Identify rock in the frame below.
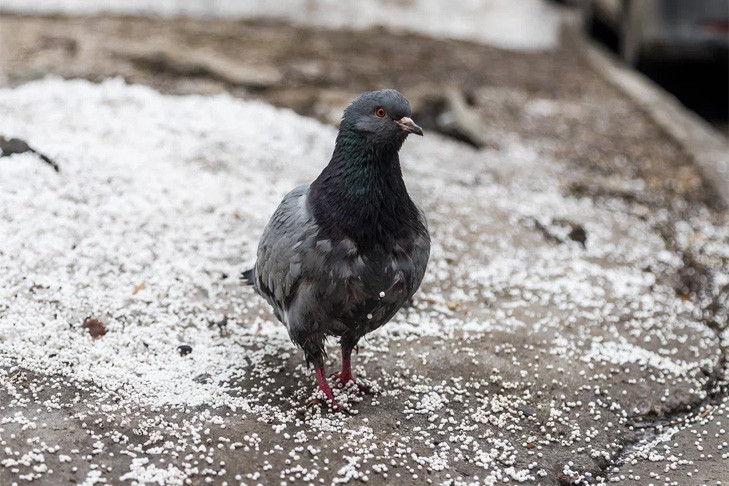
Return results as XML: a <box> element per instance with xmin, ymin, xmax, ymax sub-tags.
<box><xmin>567</xmin><ymin>224</ymin><xmax>587</xmax><ymax>246</ymax></box>
<box><xmin>178</xmin><ymin>345</ymin><xmax>193</xmax><ymax>356</ymax></box>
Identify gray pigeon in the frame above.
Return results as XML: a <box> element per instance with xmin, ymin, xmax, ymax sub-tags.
<box><xmin>243</xmin><ymin>90</ymin><xmax>430</xmax><ymax>408</ymax></box>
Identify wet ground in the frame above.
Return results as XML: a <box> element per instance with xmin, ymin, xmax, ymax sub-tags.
<box><xmin>1</xmin><ymin>14</ymin><xmax>728</xmax><ymax>486</ymax></box>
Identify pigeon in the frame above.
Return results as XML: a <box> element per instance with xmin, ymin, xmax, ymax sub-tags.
<box><xmin>243</xmin><ymin>89</ymin><xmax>430</xmax><ymax>408</ymax></box>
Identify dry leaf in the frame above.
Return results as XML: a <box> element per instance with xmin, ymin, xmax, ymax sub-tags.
<box><xmin>82</xmin><ymin>318</ymin><xmax>107</xmax><ymax>338</ymax></box>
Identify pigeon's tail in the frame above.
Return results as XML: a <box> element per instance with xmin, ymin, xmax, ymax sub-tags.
<box><xmin>241</xmin><ymin>268</ymin><xmax>255</xmax><ymax>286</ymax></box>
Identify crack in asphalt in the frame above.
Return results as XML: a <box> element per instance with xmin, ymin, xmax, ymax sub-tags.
<box><xmin>580</xmin><ymin>205</ymin><xmax>729</xmax><ymax>484</ymax></box>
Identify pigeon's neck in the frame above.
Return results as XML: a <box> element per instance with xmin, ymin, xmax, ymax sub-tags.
<box><xmin>309</xmin><ymin>124</ymin><xmax>422</xmax><ymax>250</ymax></box>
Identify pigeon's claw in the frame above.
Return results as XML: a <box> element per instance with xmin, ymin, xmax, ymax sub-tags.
<box><xmin>333</xmin><ymin>373</ymin><xmax>371</xmax><ymax>395</ymax></box>
<box><xmin>309</xmin><ymin>396</ymin><xmax>342</xmax><ymax>411</ymax></box>
<box><xmin>333</xmin><ymin>348</ymin><xmax>372</xmax><ymax>394</ymax></box>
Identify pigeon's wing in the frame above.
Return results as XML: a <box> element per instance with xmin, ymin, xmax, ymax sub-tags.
<box><xmin>253</xmin><ymin>185</ymin><xmax>317</xmax><ymax>327</ymax></box>
<box><xmin>408</xmin><ymin>207</ymin><xmax>431</xmax><ymax>297</ymax></box>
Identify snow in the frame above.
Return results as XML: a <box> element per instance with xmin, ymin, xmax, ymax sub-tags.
<box><xmin>0</xmin><ymin>78</ymin><xmax>722</xmax><ymax>484</ymax></box>
<box><xmin>0</xmin><ymin>77</ymin><xmax>334</xmax><ymax>408</ymax></box>
<box><xmin>0</xmin><ymin>0</ymin><xmax>561</xmax><ymax>51</ymax></box>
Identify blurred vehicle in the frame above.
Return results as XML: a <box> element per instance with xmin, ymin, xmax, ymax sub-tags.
<box><xmin>583</xmin><ymin>0</ymin><xmax>729</xmax><ymax>66</ymax></box>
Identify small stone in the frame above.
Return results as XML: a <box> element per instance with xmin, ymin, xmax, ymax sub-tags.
<box><xmin>568</xmin><ymin>225</ymin><xmax>587</xmax><ymax>247</ymax></box>
<box><xmin>519</xmin><ymin>408</ymin><xmax>534</xmax><ymax>417</ymax></box>
<box><xmin>178</xmin><ymin>345</ymin><xmax>193</xmax><ymax>356</ymax></box>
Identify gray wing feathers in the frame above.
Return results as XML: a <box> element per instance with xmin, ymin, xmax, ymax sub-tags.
<box><xmin>410</xmin><ymin>207</ymin><xmax>431</xmax><ymax>295</ymax></box>
<box><xmin>254</xmin><ymin>185</ymin><xmax>315</xmax><ymax>324</ymax></box>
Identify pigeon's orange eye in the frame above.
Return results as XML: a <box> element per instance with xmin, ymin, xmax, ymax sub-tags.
<box><xmin>375</xmin><ymin>107</ymin><xmax>386</xmax><ymax>118</ymax></box>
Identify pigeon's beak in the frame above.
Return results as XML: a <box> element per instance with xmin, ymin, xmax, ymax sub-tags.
<box><xmin>396</xmin><ymin>117</ymin><xmax>423</xmax><ymax>136</ymax></box>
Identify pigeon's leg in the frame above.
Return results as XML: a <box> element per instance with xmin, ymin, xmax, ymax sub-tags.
<box><xmin>314</xmin><ymin>367</ymin><xmax>341</xmax><ymax>409</ymax></box>
<box><xmin>333</xmin><ymin>338</ymin><xmax>371</xmax><ymax>394</ymax></box>
<box><xmin>310</xmin><ymin>354</ymin><xmax>341</xmax><ymax>410</ymax></box>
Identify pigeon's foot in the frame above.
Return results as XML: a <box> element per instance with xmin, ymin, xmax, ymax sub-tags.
<box><xmin>333</xmin><ymin>373</ymin><xmax>371</xmax><ymax>395</ymax></box>
<box><xmin>309</xmin><ymin>396</ymin><xmax>342</xmax><ymax>411</ymax></box>
<box><xmin>334</xmin><ymin>351</ymin><xmax>371</xmax><ymax>394</ymax></box>
<box><xmin>311</xmin><ymin>367</ymin><xmax>342</xmax><ymax>411</ymax></box>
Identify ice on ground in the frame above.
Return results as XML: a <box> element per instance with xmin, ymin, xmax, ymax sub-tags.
<box><xmin>0</xmin><ymin>0</ymin><xmax>561</xmax><ymax>51</ymax></box>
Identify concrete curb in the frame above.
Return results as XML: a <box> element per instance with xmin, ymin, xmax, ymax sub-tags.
<box><xmin>579</xmin><ymin>37</ymin><xmax>729</xmax><ymax>206</ymax></box>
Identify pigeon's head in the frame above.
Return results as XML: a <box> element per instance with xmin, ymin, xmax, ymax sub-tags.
<box><xmin>341</xmin><ymin>90</ymin><xmax>423</xmax><ymax>147</ymax></box>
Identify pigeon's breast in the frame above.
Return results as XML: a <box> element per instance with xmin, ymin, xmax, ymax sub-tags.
<box><xmin>317</xmin><ymin>232</ymin><xmax>428</xmax><ymax>335</ymax></box>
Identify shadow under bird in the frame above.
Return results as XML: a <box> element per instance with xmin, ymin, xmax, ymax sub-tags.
<box><xmin>242</xmin><ymin>90</ymin><xmax>430</xmax><ymax>409</ymax></box>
